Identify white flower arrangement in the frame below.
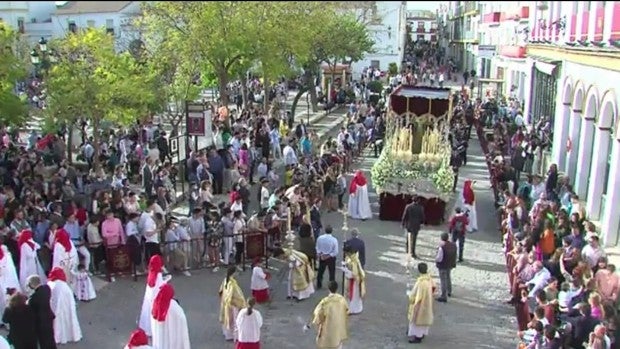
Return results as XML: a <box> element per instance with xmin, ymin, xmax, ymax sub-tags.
<box><xmin>371</xmin><ymin>140</ymin><xmax>454</xmax><ymax>196</ymax></box>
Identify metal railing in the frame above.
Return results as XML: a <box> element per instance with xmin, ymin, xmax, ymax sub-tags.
<box><xmin>100</xmin><ymin>226</ymin><xmax>285</xmax><ymax>282</ymax></box>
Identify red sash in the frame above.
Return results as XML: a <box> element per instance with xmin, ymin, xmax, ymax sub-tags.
<box><xmin>348</xmin><ymin>278</ymin><xmax>355</xmax><ymax>301</ymax></box>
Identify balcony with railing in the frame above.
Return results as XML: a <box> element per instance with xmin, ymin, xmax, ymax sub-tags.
<box><xmin>482</xmin><ymin>12</ymin><xmax>503</xmax><ymax>25</ymax></box>
<box><xmin>499</xmin><ymin>45</ymin><xmax>526</xmax><ymax>58</ymax></box>
<box><xmin>451</xmin><ymin>2</ymin><xmax>480</xmax><ymax>19</ymax></box>
<box><xmin>505</xmin><ymin>6</ymin><xmax>530</xmax><ymax>21</ymax></box>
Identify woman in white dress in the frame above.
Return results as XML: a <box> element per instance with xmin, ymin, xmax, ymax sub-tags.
<box><xmin>51</xmin><ymin>228</ymin><xmax>79</xmax><ymax>284</ymax></box>
<box><xmin>18</xmin><ymin>230</ymin><xmax>46</xmax><ymax>291</ymax></box>
<box><xmin>460</xmin><ymin>180</ymin><xmax>478</xmax><ymax>232</ymax></box>
<box><xmin>347</xmin><ymin>170</ymin><xmax>372</xmax><ymax>220</ymax></box>
<box><xmin>47</xmin><ymin>267</ymin><xmax>82</xmax><ymax>344</ymax></box>
<box><xmin>341</xmin><ymin>247</ymin><xmax>366</xmax><ymax>315</ymax></box>
<box><xmin>138</xmin><ymin>255</ymin><xmax>170</xmax><ymax>336</ymax></box>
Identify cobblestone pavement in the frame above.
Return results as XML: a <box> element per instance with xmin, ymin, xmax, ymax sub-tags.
<box><xmin>7</xmin><ymin>135</ymin><xmax>519</xmax><ymax>349</ymax></box>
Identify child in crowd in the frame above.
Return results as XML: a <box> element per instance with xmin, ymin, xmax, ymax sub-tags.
<box><xmin>73</xmin><ymin>264</ymin><xmax>96</xmax><ymax>302</ymax></box>
<box><xmin>250</xmin><ymin>258</ymin><xmax>271</xmax><ymax>304</ymax></box>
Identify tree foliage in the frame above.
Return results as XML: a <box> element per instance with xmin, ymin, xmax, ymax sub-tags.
<box><xmin>45</xmin><ymin>28</ymin><xmax>156</xmax><ymax>165</ymax></box>
<box><xmin>0</xmin><ymin>23</ymin><xmax>28</xmax><ymax>126</ymax></box>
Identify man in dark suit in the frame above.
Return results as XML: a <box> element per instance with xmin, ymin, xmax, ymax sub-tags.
<box><xmin>344</xmin><ymin>228</ymin><xmax>366</xmax><ymax>268</ymax></box>
<box><xmin>27</xmin><ymin>275</ymin><xmax>56</xmax><ymax>349</ymax></box>
<box><xmin>401</xmin><ymin>197</ymin><xmax>425</xmax><ymax>259</ymax></box>
<box><xmin>310</xmin><ymin>198</ymin><xmax>323</xmax><ymax>241</ymax></box>
<box><xmin>568</xmin><ymin>303</ymin><xmax>599</xmax><ymax>349</ymax></box>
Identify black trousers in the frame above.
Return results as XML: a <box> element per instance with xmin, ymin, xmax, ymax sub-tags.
<box><xmin>211</xmin><ymin>171</ymin><xmax>224</xmax><ymax>195</ymax></box>
<box><xmin>235</xmin><ymin>242</ymin><xmax>244</xmax><ymax>265</ymax></box>
<box><xmin>406</xmin><ymin>231</ymin><xmax>419</xmax><ymax>257</ymax></box>
<box><xmin>316</xmin><ymin>256</ymin><xmax>336</xmax><ymax>288</ymax></box>
<box><xmin>144</xmin><ymin>242</ymin><xmax>161</xmax><ymax>264</ymax></box>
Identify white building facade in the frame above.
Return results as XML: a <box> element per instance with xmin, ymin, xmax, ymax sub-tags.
<box><xmin>0</xmin><ymin>1</ymin><xmax>56</xmax><ymax>43</ymax></box>
<box><xmin>350</xmin><ymin>1</ymin><xmax>408</xmax><ymax>78</ymax></box>
<box><xmin>406</xmin><ymin>10</ymin><xmax>437</xmax><ymax>43</ymax></box>
<box><xmin>527</xmin><ymin>1</ymin><xmax>620</xmax><ymax>246</ymax></box>
<box><xmin>478</xmin><ymin>2</ymin><xmax>533</xmax><ymax>114</ymax></box>
<box><xmin>0</xmin><ymin>1</ymin><xmax>140</xmax><ymax>47</ymax></box>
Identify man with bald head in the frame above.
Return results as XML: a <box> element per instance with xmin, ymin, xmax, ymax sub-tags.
<box><xmin>27</xmin><ymin>275</ymin><xmax>56</xmax><ymax>349</ymax></box>
<box><xmin>526</xmin><ymin>261</ymin><xmax>550</xmax><ymax>298</ymax></box>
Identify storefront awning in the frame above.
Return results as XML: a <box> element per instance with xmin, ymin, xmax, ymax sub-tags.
<box><xmin>530</xmin><ymin>55</ymin><xmax>561</xmax><ymax>76</ymax></box>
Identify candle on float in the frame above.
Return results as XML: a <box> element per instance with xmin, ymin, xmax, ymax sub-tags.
<box><xmin>407</xmin><ymin>231</ymin><xmax>412</xmax><ymax>256</ymax></box>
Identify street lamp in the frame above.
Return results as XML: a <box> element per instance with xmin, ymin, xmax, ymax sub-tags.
<box><xmin>306</xmin><ymin>92</ymin><xmax>310</xmax><ymax>124</ymax></box>
<box><xmin>38</xmin><ymin>37</ymin><xmax>48</xmax><ymax>52</ymax></box>
<box><xmin>30</xmin><ymin>49</ymin><xmax>40</xmax><ymax>65</ymax></box>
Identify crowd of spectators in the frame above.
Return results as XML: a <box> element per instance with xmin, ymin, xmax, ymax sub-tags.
<box><xmin>472</xmin><ymin>90</ymin><xmax>619</xmax><ymax>348</ymax></box>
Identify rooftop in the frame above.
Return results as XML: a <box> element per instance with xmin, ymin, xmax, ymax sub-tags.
<box><xmin>392</xmin><ymin>85</ymin><xmax>451</xmax><ymax>100</ymax></box>
<box><xmin>55</xmin><ymin>1</ymin><xmax>133</xmax><ymax>15</ymax></box>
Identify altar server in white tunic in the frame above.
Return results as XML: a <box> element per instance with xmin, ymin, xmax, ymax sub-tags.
<box><xmin>139</xmin><ymin>255</ymin><xmax>170</xmax><ymax>336</ymax></box>
<box><xmin>47</xmin><ymin>267</ymin><xmax>82</xmax><ymax>344</ymax></box>
<box><xmin>151</xmin><ymin>283</ymin><xmax>191</xmax><ymax>349</ymax></box>
<box><xmin>124</xmin><ymin>328</ymin><xmax>153</xmax><ymax>349</ymax></box>
<box><xmin>460</xmin><ymin>180</ymin><xmax>478</xmax><ymax>232</ymax></box>
<box><xmin>341</xmin><ymin>246</ymin><xmax>366</xmax><ymax>315</ymax></box>
<box><xmin>18</xmin><ymin>230</ymin><xmax>46</xmax><ymax>291</ymax></box>
<box><xmin>235</xmin><ymin>297</ymin><xmax>263</xmax><ymax>349</ymax></box>
<box><xmin>348</xmin><ymin>170</ymin><xmax>372</xmax><ymax>220</ymax></box>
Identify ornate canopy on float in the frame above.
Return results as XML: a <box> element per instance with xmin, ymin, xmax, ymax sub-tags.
<box><xmin>389</xmin><ymin>85</ymin><xmax>453</xmax><ymax>123</ymax></box>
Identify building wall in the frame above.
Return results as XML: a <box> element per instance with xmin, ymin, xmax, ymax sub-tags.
<box><xmin>551</xmin><ymin>60</ymin><xmax>620</xmax><ymax>246</ymax></box>
<box><xmin>350</xmin><ymin>1</ymin><xmax>405</xmax><ymax>78</ymax></box>
<box><xmin>0</xmin><ymin>1</ymin><xmax>56</xmax><ymax>42</ymax></box>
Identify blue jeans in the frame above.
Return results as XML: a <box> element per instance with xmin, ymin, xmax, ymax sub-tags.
<box><xmin>451</xmin><ymin>231</ymin><xmax>465</xmax><ymax>261</ymax></box>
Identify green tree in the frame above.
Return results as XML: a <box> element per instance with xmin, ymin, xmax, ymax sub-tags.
<box><xmin>294</xmin><ymin>13</ymin><xmax>374</xmax><ymax>115</ymax></box>
<box><xmin>141</xmin><ymin>2</ymin><xmax>262</xmax><ymax>107</ymax></box>
<box><xmin>0</xmin><ymin>23</ymin><xmax>28</xmax><ymax>127</ymax></box>
<box><xmin>140</xmin><ymin>33</ymin><xmax>202</xmax><ymax>137</ymax></box>
<box><xmin>45</xmin><ymin>28</ymin><xmax>156</xmax><ymax>167</ymax></box>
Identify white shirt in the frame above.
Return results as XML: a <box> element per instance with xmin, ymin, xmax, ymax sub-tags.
<box><xmin>233</xmin><ymin>219</ymin><xmax>245</xmax><ymax>243</ymax></box>
<box><xmin>235</xmin><ymin>308</ymin><xmax>263</xmax><ymax>343</ymax></box>
<box><xmin>316</xmin><ymin>234</ymin><xmax>339</xmax><ymax>258</ymax></box>
<box><xmin>581</xmin><ymin>244</ymin><xmax>606</xmax><ymax>269</ymax></box>
<box><xmin>251</xmin><ymin>266</ymin><xmax>269</xmax><ymax>290</ymax></box>
<box><xmin>139</xmin><ymin>212</ymin><xmax>158</xmax><ymax>243</ymax></box>
<box><xmin>527</xmin><ymin>267</ymin><xmax>551</xmax><ymax>297</ymax></box>
<box><xmin>282</xmin><ymin>145</ymin><xmax>297</xmax><ymax>166</ymax></box>
<box><xmin>125</xmin><ymin>221</ymin><xmax>139</xmax><ymax>237</ymax></box>
<box><xmin>260</xmin><ymin>187</ymin><xmax>270</xmax><ymax>209</ymax></box>
<box><xmin>231</xmin><ymin>201</ymin><xmax>244</xmax><ymax>214</ymax></box>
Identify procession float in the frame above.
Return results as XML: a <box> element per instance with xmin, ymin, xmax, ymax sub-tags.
<box><xmin>370</xmin><ymin>85</ymin><xmax>455</xmax><ymax>225</ymax></box>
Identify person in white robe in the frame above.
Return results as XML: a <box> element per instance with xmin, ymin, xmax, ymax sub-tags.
<box><xmin>347</xmin><ymin>170</ymin><xmax>372</xmax><ymax>220</ymax></box>
<box><xmin>51</xmin><ymin>228</ymin><xmax>79</xmax><ymax>285</ymax></box>
<box><xmin>150</xmin><ymin>283</ymin><xmax>191</xmax><ymax>349</ymax></box>
<box><xmin>124</xmin><ymin>328</ymin><xmax>153</xmax><ymax>349</ymax></box>
<box><xmin>18</xmin><ymin>230</ymin><xmax>46</xmax><ymax>291</ymax></box>
<box><xmin>0</xmin><ymin>244</ymin><xmax>21</xmax><ymax>294</ymax></box>
<box><xmin>460</xmin><ymin>180</ymin><xmax>478</xmax><ymax>232</ymax></box>
<box><xmin>341</xmin><ymin>247</ymin><xmax>366</xmax><ymax>315</ymax></box>
<box><xmin>47</xmin><ymin>267</ymin><xmax>82</xmax><ymax>344</ymax></box>
<box><xmin>0</xmin><ymin>244</ymin><xmax>20</xmax><ymax>326</ymax></box>
<box><xmin>0</xmin><ymin>336</ymin><xmax>9</xmax><ymax>349</ymax></box>
<box><xmin>235</xmin><ymin>298</ymin><xmax>263</xmax><ymax>349</ymax></box>
<box><xmin>138</xmin><ymin>255</ymin><xmax>170</xmax><ymax>336</ymax></box>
